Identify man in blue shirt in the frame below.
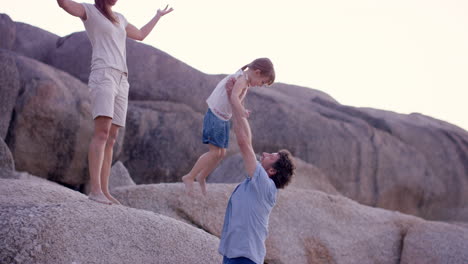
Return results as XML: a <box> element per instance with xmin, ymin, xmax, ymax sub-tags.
<box><xmin>219</xmin><ymin>74</ymin><xmax>296</xmax><ymax>264</ymax></box>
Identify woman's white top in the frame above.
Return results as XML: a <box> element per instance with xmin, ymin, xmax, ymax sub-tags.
<box><xmin>82</xmin><ymin>3</ymin><xmax>129</xmax><ymax>73</ymax></box>
<box><xmin>206</xmin><ymin>70</ymin><xmax>246</xmax><ymax>121</ymax></box>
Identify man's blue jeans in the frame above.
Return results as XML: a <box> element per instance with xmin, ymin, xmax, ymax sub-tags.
<box><xmin>222</xmin><ymin>256</ymin><xmax>256</xmax><ymax>264</ymax></box>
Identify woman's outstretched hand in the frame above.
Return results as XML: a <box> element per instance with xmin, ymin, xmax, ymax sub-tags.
<box><xmin>156</xmin><ymin>5</ymin><xmax>174</xmax><ymax>18</ymax></box>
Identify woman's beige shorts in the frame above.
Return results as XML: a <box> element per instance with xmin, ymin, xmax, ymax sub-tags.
<box><xmin>88</xmin><ymin>68</ymin><xmax>129</xmax><ymax>127</ymax></box>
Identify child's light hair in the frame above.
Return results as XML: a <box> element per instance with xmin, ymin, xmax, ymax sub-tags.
<box><xmin>241</xmin><ymin>58</ymin><xmax>275</xmax><ymax>86</ymax></box>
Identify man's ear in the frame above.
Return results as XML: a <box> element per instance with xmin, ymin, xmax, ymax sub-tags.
<box><xmin>267</xmin><ymin>168</ymin><xmax>277</xmax><ymax>177</ymax></box>
<box><xmin>254</xmin><ymin>69</ymin><xmax>262</xmax><ymax>76</ymax></box>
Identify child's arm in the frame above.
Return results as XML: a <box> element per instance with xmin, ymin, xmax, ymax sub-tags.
<box><xmin>126</xmin><ymin>5</ymin><xmax>173</xmax><ymax>41</ymax></box>
<box><xmin>239</xmin><ymin>89</ymin><xmax>251</xmax><ymax>118</ymax></box>
<box><xmin>57</xmin><ymin>0</ymin><xmax>86</xmax><ymax>19</ymax></box>
<box><xmin>226</xmin><ymin>77</ymin><xmax>250</xmax><ymax>117</ymax></box>
<box><xmin>230</xmin><ymin>78</ymin><xmax>257</xmax><ymax>177</ymax></box>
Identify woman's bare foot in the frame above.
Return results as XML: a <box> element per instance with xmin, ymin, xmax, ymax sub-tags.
<box><xmin>104</xmin><ymin>192</ymin><xmax>121</xmax><ymax>205</ymax></box>
<box><xmin>88</xmin><ymin>192</ymin><xmax>112</xmax><ymax>205</ymax></box>
<box><xmin>196</xmin><ymin>174</ymin><xmax>207</xmax><ymax>196</ymax></box>
<box><xmin>182</xmin><ymin>174</ymin><xmax>195</xmax><ymax>195</ymax></box>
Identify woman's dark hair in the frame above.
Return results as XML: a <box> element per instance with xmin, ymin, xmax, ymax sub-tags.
<box><xmin>241</xmin><ymin>58</ymin><xmax>275</xmax><ymax>85</ymax></box>
<box><xmin>270</xmin><ymin>149</ymin><xmax>295</xmax><ymax>189</ymax></box>
<box><xmin>95</xmin><ymin>0</ymin><xmax>118</xmax><ymax>24</ymax></box>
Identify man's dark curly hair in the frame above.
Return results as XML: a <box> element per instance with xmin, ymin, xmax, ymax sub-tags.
<box><xmin>270</xmin><ymin>149</ymin><xmax>296</xmax><ymax>189</ymax></box>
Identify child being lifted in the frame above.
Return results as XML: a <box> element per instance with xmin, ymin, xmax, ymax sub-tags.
<box><xmin>182</xmin><ymin>58</ymin><xmax>275</xmax><ymax>195</ymax></box>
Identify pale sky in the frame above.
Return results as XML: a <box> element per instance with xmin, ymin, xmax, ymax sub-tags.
<box><xmin>2</xmin><ymin>0</ymin><xmax>468</xmax><ymax>131</ymax></box>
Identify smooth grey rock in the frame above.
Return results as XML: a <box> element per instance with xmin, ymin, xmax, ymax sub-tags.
<box><xmin>109</xmin><ymin>161</ymin><xmax>135</xmax><ymax>191</ymax></box>
<box><xmin>0</xmin><ymin>178</ymin><xmax>221</xmax><ymax>264</ymax></box>
<box><xmin>0</xmin><ymin>14</ymin><xmax>15</xmax><ymax>50</ymax></box>
<box><xmin>113</xmin><ymin>183</ymin><xmax>466</xmax><ymax>264</ymax></box>
<box><xmin>5</xmin><ymin>53</ymin><xmax>94</xmax><ymax>186</ymax></box>
<box><xmin>0</xmin><ymin>138</ymin><xmax>14</xmax><ymax>171</ymax></box>
<box><xmin>0</xmin><ymin>50</ymin><xmax>20</xmax><ymax>139</ymax></box>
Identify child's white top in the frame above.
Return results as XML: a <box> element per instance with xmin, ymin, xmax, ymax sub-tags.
<box><xmin>206</xmin><ymin>70</ymin><xmax>246</xmax><ymax>121</ymax></box>
<box><xmin>81</xmin><ymin>3</ymin><xmax>129</xmax><ymax>73</ymax></box>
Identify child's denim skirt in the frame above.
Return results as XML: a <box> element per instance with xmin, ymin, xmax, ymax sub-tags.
<box><xmin>202</xmin><ymin>108</ymin><xmax>230</xmax><ymax>148</ymax></box>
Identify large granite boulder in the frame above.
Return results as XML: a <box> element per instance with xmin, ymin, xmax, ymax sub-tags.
<box><xmin>109</xmin><ymin>161</ymin><xmax>135</xmax><ymax>191</ymax></box>
<box><xmin>45</xmin><ymin>31</ymin><xmax>334</xmax><ymax>115</ymax></box>
<box><xmin>12</xmin><ymin>22</ymin><xmax>59</xmax><ymax>63</ymax></box>
<box><xmin>0</xmin><ymin>168</ymin><xmax>51</xmax><ymax>182</ymax></box>
<box><xmin>4</xmin><ymin>52</ymin><xmax>94</xmax><ymax>186</ymax></box>
<box><xmin>208</xmin><ymin>153</ymin><xmax>339</xmax><ymax>195</ymax></box>
<box><xmin>0</xmin><ymin>138</ymin><xmax>14</xmax><ymax>171</ymax></box>
<box><xmin>0</xmin><ymin>14</ymin><xmax>15</xmax><ymax>50</ymax></box>
<box><xmin>43</xmin><ymin>28</ymin><xmax>468</xmax><ymax>222</ymax></box>
<box><xmin>121</xmin><ymin>101</ymin><xmax>216</xmax><ymax>183</ymax></box>
<box><xmin>244</xmin><ymin>88</ymin><xmax>468</xmax><ymax>221</ymax></box>
<box><xmin>113</xmin><ymin>183</ymin><xmax>468</xmax><ymax>264</ymax></box>
<box><xmin>0</xmin><ymin>50</ymin><xmax>20</xmax><ymax>139</ymax></box>
<box><xmin>44</xmin><ymin>32</ymin><xmax>92</xmax><ymax>82</ymax></box>
<box><xmin>0</xmin><ymin>177</ymin><xmax>221</xmax><ymax>264</ymax></box>
<box><xmin>45</xmin><ymin>32</ymin><xmax>227</xmax><ymax>112</ymax></box>
<box><xmin>0</xmin><ymin>14</ymin><xmax>59</xmax><ymax>62</ymax></box>
<box><xmin>292</xmin><ymin>157</ymin><xmax>340</xmax><ymax>194</ymax></box>
<box><xmin>359</xmin><ymin>108</ymin><xmax>468</xmax><ymax>221</ymax></box>
<box><xmin>401</xmin><ymin>221</ymin><xmax>468</xmax><ymax>263</ymax></box>
<box><xmin>3</xmin><ymin>17</ymin><xmax>468</xmax><ymax>222</ymax></box>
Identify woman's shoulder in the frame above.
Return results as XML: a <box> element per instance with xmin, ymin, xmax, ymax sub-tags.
<box><xmin>114</xmin><ymin>11</ymin><xmax>126</xmax><ymax>19</ymax></box>
<box><xmin>115</xmin><ymin>12</ymin><xmax>128</xmax><ymax>25</ymax></box>
<box><xmin>81</xmin><ymin>2</ymin><xmax>94</xmax><ymax>11</ymax></box>
<box><xmin>81</xmin><ymin>3</ymin><xmax>97</xmax><ymax>16</ymax></box>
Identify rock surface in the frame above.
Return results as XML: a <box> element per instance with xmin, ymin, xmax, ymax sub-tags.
<box><xmin>401</xmin><ymin>221</ymin><xmax>468</xmax><ymax>264</ymax></box>
<box><xmin>0</xmin><ymin>14</ymin><xmax>15</xmax><ymax>50</ymax></box>
<box><xmin>40</xmin><ymin>28</ymin><xmax>468</xmax><ymax>222</ymax></box>
<box><xmin>121</xmin><ymin>101</ymin><xmax>235</xmax><ymax>184</ymax></box>
<box><xmin>0</xmin><ymin>177</ymin><xmax>221</xmax><ymax>264</ymax></box>
<box><xmin>0</xmin><ymin>13</ymin><xmax>467</xmax><ymax>222</ymax></box>
<box><xmin>0</xmin><ymin>138</ymin><xmax>14</xmax><ymax>171</ymax></box>
<box><xmin>0</xmin><ymin>50</ymin><xmax>20</xmax><ymax>139</ymax></box>
<box><xmin>3</xmin><ymin>51</ymin><xmax>94</xmax><ymax>186</ymax></box>
<box><xmin>113</xmin><ymin>183</ymin><xmax>468</xmax><ymax>264</ymax></box>
<box><xmin>208</xmin><ymin>153</ymin><xmax>339</xmax><ymax>195</ymax></box>
<box><xmin>109</xmin><ymin>161</ymin><xmax>135</xmax><ymax>191</ymax></box>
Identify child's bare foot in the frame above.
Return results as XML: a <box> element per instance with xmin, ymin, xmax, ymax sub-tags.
<box><xmin>196</xmin><ymin>174</ymin><xmax>207</xmax><ymax>196</ymax></box>
<box><xmin>182</xmin><ymin>174</ymin><xmax>194</xmax><ymax>195</ymax></box>
<box><xmin>88</xmin><ymin>192</ymin><xmax>112</xmax><ymax>205</ymax></box>
<box><xmin>104</xmin><ymin>192</ymin><xmax>121</xmax><ymax>205</ymax></box>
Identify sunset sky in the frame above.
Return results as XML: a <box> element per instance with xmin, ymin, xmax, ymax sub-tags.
<box><xmin>3</xmin><ymin>0</ymin><xmax>467</xmax><ymax>131</ymax></box>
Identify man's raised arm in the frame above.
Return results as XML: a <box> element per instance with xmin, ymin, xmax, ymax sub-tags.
<box><xmin>230</xmin><ymin>79</ymin><xmax>257</xmax><ymax>177</ymax></box>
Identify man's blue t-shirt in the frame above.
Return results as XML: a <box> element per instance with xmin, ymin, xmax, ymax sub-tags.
<box><xmin>218</xmin><ymin>162</ymin><xmax>278</xmax><ymax>264</ymax></box>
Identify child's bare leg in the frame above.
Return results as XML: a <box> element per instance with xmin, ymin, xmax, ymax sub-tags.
<box><xmin>182</xmin><ymin>152</ymin><xmax>210</xmax><ymax>194</ymax></box>
<box><xmin>196</xmin><ymin>148</ymin><xmax>226</xmax><ymax>195</ymax></box>
<box><xmin>182</xmin><ymin>145</ymin><xmax>223</xmax><ymax>194</ymax></box>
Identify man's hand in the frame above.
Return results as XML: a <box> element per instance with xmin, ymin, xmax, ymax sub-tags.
<box><xmin>226</xmin><ymin>77</ymin><xmax>250</xmax><ymax>118</ymax></box>
<box><xmin>245</xmin><ymin>109</ymin><xmax>251</xmax><ymax>118</ymax></box>
<box><xmin>229</xmin><ymin>76</ymin><xmax>257</xmax><ymax>177</ymax></box>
